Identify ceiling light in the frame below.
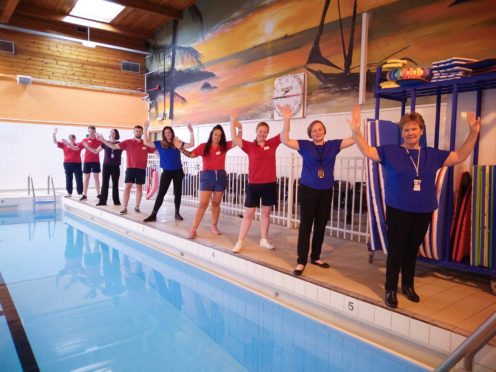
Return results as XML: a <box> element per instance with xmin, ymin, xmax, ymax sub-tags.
<box><xmin>70</xmin><ymin>0</ymin><xmax>124</xmax><ymax>23</ymax></box>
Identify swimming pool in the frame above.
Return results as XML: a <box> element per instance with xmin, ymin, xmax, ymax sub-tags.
<box><xmin>0</xmin><ymin>208</ymin><xmax>429</xmax><ymax>371</ymax></box>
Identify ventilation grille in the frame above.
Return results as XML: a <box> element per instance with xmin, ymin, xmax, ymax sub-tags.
<box><xmin>121</xmin><ymin>61</ymin><xmax>140</xmax><ymax>74</ymax></box>
<box><xmin>17</xmin><ymin>75</ymin><xmax>32</xmax><ymax>85</ymax></box>
<box><xmin>76</xmin><ymin>26</ymin><xmax>87</xmax><ymax>33</ymax></box>
<box><xmin>0</xmin><ymin>40</ymin><xmax>15</xmax><ymax>54</ymax></box>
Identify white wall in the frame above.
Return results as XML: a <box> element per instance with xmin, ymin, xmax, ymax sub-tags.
<box><xmin>2</xmin><ymin>91</ymin><xmax>494</xmax><ymax>192</ymax></box>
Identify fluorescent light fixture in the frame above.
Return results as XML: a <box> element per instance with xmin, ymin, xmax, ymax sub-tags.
<box><xmin>70</xmin><ymin>0</ymin><xmax>124</xmax><ymax>23</ymax></box>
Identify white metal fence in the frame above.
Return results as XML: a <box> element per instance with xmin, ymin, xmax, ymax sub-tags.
<box><xmin>146</xmin><ymin>154</ymin><xmax>369</xmax><ymax>243</ymax></box>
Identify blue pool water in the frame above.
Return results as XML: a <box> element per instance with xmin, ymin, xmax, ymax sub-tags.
<box><xmin>0</xmin><ymin>209</ymin><xmax>428</xmax><ymax>372</ymax></box>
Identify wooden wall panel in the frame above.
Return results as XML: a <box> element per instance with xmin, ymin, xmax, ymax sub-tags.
<box><xmin>0</xmin><ymin>28</ymin><xmax>146</xmax><ymax>91</ymax></box>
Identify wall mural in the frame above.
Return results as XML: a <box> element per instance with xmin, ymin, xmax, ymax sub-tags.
<box><xmin>146</xmin><ymin>0</ymin><xmax>496</xmax><ymax>126</ymax></box>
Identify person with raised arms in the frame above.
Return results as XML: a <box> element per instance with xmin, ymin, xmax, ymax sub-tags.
<box><xmin>97</xmin><ymin>124</ymin><xmax>156</xmax><ymax>215</ymax></box>
<box><xmin>348</xmin><ymin>108</ymin><xmax>480</xmax><ymax>308</ymax></box>
<box><xmin>174</xmin><ymin>125</ymin><xmax>235</xmax><ymax>239</ymax></box>
<box><xmin>53</xmin><ymin>128</ymin><xmax>83</xmax><ymax>198</ymax></box>
<box><xmin>80</xmin><ymin>126</ymin><xmax>102</xmax><ymax>201</ymax></box>
<box><xmin>230</xmin><ymin>110</ymin><xmax>282</xmax><ymax>253</ymax></box>
<box><xmin>142</xmin><ymin>122</ymin><xmax>194</xmax><ymax>222</ymax></box>
<box><xmin>281</xmin><ymin>104</ymin><xmax>356</xmax><ymax>276</ymax></box>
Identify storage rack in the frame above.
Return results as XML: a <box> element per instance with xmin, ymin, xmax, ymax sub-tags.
<box><xmin>371</xmin><ymin>67</ymin><xmax>496</xmax><ymax>287</ymax></box>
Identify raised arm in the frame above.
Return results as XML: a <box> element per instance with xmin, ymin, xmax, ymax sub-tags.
<box><xmin>443</xmin><ymin>112</ymin><xmax>481</xmax><ymax>167</ymax></box>
<box><xmin>52</xmin><ymin>128</ymin><xmax>59</xmax><ymax>145</ymax></box>
<box><xmin>142</xmin><ymin>120</ymin><xmax>156</xmax><ymax>148</ymax></box>
<box><xmin>183</xmin><ymin>123</ymin><xmax>195</xmax><ymax>149</ymax></box>
<box><xmin>279</xmin><ymin>105</ymin><xmax>299</xmax><ymax>150</ymax></box>
<box><xmin>339</xmin><ymin>104</ymin><xmax>359</xmax><ymax>150</ymax></box>
<box><xmin>97</xmin><ymin>133</ymin><xmax>120</xmax><ymax>150</ymax></box>
<box><xmin>82</xmin><ymin>141</ymin><xmax>102</xmax><ymax>154</ymax></box>
<box><xmin>174</xmin><ymin>136</ymin><xmax>197</xmax><ymax>158</ymax></box>
<box><xmin>230</xmin><ymin>110</ymin><xmax>243</xmax><ymax>148</ymax></box>
<box><xmin>347</xmin><ymin>104</ymin><xmax>380</xmax><ymax>162</ymax></box>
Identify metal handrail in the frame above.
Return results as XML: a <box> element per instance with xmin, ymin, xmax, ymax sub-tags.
<box><xmin>27</xmin><ymin>175</ymin><xmax>35</xmax><ymax>198</ymax></box>
<box><xmin>47</xmin><ymin>175</ymin><xmax>56</xmax><ymax>197</ymax></box>
<box><xmin>434</xmin><ymin>311</ymin><xmax>496</xmax><ymax>372</ymax></box>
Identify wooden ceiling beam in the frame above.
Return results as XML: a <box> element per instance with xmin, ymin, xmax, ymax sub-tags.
<box><xmin>15</xmin><ymin>5</ymin><xmax>153</xmax><ymax>39</ymax></box>
<box><xmin>107</xmin><ymin>0</ymin><xmax>183</xmax><ymax>20</ymax></box>
<box><xmin>0</xmin><ymin>0</ymin><xmax>21</xmax><ymax>23</ymax></box>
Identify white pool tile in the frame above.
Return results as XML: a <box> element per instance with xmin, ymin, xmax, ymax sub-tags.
<box><xmin>272</xmin><ymin>271</ymin><xmax>284</xmax><ymax>289</ymax></box>
<box><xmin>282</xmin><ymin>274</ymin><xmax>295</xmax><ymax>292</ymax></box>
<box><xmin>429</xmin><ymin>325</ymin><xmax>451</xmax><ymax>353</ymax></box>
<box><xmin>450</xmin><ymin>332</ymin><xmax>465</xmax><ymax>352</ymax></box>
<box><xmin>305</xmin><ymin>282</ymin><xmax>318</xmax><ymax>302</ymax></box>
<box><xmin>374</xmin><ymin>306</ymin><xmax>391</xmax><ymax>329</ymax></box>
<box><xmin>317</xmin><ymin>286</ymin><xmax>331</xmax><ymax>306</ymax></box>
<box><xmin>409</xmin><ymin>318</ymin><xmax>429</xmax><ymax>345</ymax></box>
<box><xmin>254</xmin><ymin>264</ymin><xmax>265</xmax><ymax>281</ymax></box>
<box><xmin>357</xmin><ymin>300</ymin><xmax>374</xmax><ymax>323</ymax></box>
<box><xmin>293</xmin><ymin>278</ymin><xmax>306</xmax><ymax>296</ymax></box>
<box><xmin>343</xmin><ymin>296</ymin><xmax>359</xmax><ymax>317</ymax></box>
<box><xmin>263</xmin><ymin>267</ymin><xmax>274</xmax><ymax>284</ymax></box>
<box><xmin>330</xmin><ymin>291</ymin><xmax>344</xmax><ymax>312</ymax></box>
<box><xmin>391</xmin><ymin>313</ymin><xmax>410</xmax><ymax>337</ymax></box>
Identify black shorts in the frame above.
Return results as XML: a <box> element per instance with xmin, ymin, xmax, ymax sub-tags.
<box><xmin>244</xmin><ymin>182</ymin><xmax>277</xmax><ymax>208</ymax></box>
<box><xmin>83</xmin><ymin>162</ymin><xmax>101</xmax><ymax>174</ymax></box>
<box><xmin>125</xmin><ymin>168</ymin><xmax>146</xmax><ymax>185</ymax></box>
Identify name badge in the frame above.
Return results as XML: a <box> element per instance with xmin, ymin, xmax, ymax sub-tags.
<box><xmin>318</xmin><ymin>168</ymin><xmax>325</xmax><ymax>179</ymax></box>
<box><xmin>111</xmin><ymin>153</ymin><xmax>114</xmax><ymax>159</ymax></box>
<box><xmin>216</xmin><ymin>151</ymin><xmax>221</xmax><ymax>155</ymax></box>
<box><xmin>142</xmin><ymin>147</ymin><xmax>147</xmax><ymax>150</ymax></box>
<box><xmin>413</xmin><ymin>178</ymin><xmax>421</xmax><ymax>191</ymax></box>
<box><xmin>264</xmin><ymin>146</ymin><xmax>270</xmax><ymax>150</ymax></box>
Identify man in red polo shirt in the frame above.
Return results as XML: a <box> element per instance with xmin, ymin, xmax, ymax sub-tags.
<box><xmin>80</xmin><ymin>126</ymin><xmax>102</xmax><ymax>201</ymax></box>
<box><xmin>98</xmin><ymin>124</ymin><xmax>155</xmax><ymax>215</ymax></box>
<box><xmin>230</xmin><ymin>110</ymin><xmax>282</xmax><ymax>253</ymax></box>
<box><xmin>53</xmin><ymin>128</ymin><xmax>83</xmax><ymax>197</ymax></box>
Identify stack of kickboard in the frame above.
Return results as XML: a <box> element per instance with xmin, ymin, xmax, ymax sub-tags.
<box><xmin>431</xmin><ymin>57</ymin><xmax>476</xmax><ymax>82</ymax></box>
<box><xmin>450</xmin><ymin>172</ymin><xmax>472</xmax><ymax>264</ymax></box>
<box><xmin>364</xmin><ymin>119</ymin><xmax>449</xmax><ymax>260</ymax></box>
<box><xmin>471</xmin><ymin>165</ymin><xmax>496</xmax><ymax>269</ymax></box>
<box><xmin>380</xmin><ymin>59</ymin><xmax>432</xmax><ymax>89</ymax></box>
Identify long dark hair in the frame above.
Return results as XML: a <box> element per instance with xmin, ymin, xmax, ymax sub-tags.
<box><xmin>160</xmin><ymin>126</ymin><xmax>176</xmax><ymax>149</ymax></box>
<box><xmin>204</xmin><ymin>125</ymin><xmax>227</xmax><ymax>156</ymax></box>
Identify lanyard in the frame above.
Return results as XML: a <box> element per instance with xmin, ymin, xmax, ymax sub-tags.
<box><xmin>405</xmin><ymin>148</ymin><xmax>420</xmax><ymax>178</ymax></box>
<box><xmin>314</xmin><ymin>142</ymin><xmax>325</xmax><ymax>168</ymax></box>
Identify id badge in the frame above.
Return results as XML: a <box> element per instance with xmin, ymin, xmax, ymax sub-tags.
<box><xmin>111</xmin><ymin>152</ymin><xmax>115</xmax><ymax>159</ymax></box>
<box><xmin>216</xmin><ymin>151</ymin><xmax>221</xmax><ymax>155</ymax></box>
<box><xmin>413</xmin><ymin>178</ymin><xmax>421</xmax><ymax>191</ymax></box>
<box><xmin>318</xmin><ymin>168</ymin><xmax>325</xmax><ymax>179</ymax></box>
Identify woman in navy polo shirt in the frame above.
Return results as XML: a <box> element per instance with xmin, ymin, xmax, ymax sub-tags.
<box><xmin>349</xmin><ymin>109</ymin><xmax>480</xmax><ymax>308</ymax></box>
<box><xmin>281</xmin><ymin>105</ymin><xmax>356</xmax><ymax>276</ymax></box>
<box><xmin>142</xmin><ymin>122</ymin><xmax>194</xmax><ymax>222</ymax></box>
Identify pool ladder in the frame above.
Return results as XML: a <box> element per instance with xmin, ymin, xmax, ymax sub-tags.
<box><xmin>435</xmin><ymin>311</ymin><xmax>496</xmax><ymax>371</ymax></box>
<box><xmin>27</xmin><ymin>175</ymin><xmax>57</xmax><ymax>205</ymax></box>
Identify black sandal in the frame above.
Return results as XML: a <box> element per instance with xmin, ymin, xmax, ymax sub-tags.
<box><xmin>311</xmin><ymin>261</ymin><xmax>330</xmax><ymax>268</ymax></box>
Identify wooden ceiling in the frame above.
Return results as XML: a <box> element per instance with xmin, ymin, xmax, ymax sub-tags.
<box><xmin>0</xmin><ymin>0</ymin><xmax>197</xmax><ymax>51</ymax></box>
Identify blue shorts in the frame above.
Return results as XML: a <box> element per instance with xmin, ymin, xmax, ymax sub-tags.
<box><xmin>244</xmin><ymin>182</ymin><xmax>278</xmax><ymax>208</ymax></box>
<box><xmin>125</xmin><ymin>168</ymin><xmax>146</xmax><ymax>185</ymax></box>
<box><xmin>83</xmin><ymin>162</ymin><xmax>101</xmax><ymax>174</ymax></box>
<box><xmin>200</xmin><ymin>170</ymin><xmax>227</xmax><ymax>192</ymax></box>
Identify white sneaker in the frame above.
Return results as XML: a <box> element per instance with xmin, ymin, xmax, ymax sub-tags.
<box><xmin>232</xmin><ymin>240</ymin><xmax>244</xmax><ymax>253</ymax></box>
<box><xmin>260</xmin><ymin>238</ymin><xmax>274</xmax><ymax>250</ymax></box>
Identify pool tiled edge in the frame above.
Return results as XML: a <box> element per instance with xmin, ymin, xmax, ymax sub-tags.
<box><xmin>62</xmin><ymin>198</ymin><xmax>496</xmax><ymax>371</ymax></box>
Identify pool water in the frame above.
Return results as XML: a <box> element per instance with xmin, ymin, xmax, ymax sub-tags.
<box><xmin>0</xmin><ymin>209</ymin><xmax>428</xmax><ymax>371</ymax></box>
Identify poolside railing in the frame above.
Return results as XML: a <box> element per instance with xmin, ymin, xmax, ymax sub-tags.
<box><xmin>146</xmin><ymin>154</ymin><xmax>369</xmax><ymax>243</ymax></box>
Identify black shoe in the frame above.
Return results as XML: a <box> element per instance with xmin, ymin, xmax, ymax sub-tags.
<box><xmin>310</xmin><ymin>260</ymin><xmax>330</xmax><ymax>268</ymax></box>
<box><xmin>402</xmin><ymin>286</ymin><xmax>420</xmax><ymax>303</ymax></box>
<box><xmin>114</xmin><ymin>202</ymin><xmax>121</xmax><ymax>206</ymax></box>
<box><xmin>293</xmin><ymin>265</ymin><xmax>305</xmax><ymax>276</ymax></box>
<box><xmin>97</xmin><ymin>194</ymin><xmax>101</xmax><ymax>199</ymax></box>
<box><xmin>385</xmin><ymin>290</ymin><xmax>398</xmax><ymax>308</ymax></box>
<box><xmin>143</xmin><ymin>212</ymin><xmax>157</xmax><ymax>222</ymax></box>
<box><xmin>175</xmin><ymin>211</ymin><xmax>183</xmax><ymax>220</ymax></box>
<box><xmin>79</xmin><ymin>195</ymin><xmax>87</xmax><ymax>201</ymax></box>
<box><xmin>96</xmin><ymin>202</ymin><xmax>106</xmax><ymax>206</ymax></box>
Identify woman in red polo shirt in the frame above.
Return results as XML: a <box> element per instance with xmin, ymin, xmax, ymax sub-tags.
<box><xmin>175</xmin><ymin>125</ymin><xmax>235</xmax><ymax>239</ymax></box>
<box><xmin>230</xmin><ymin>110</ymin><xmax>282</xmax><ymax>253</ymax></box>
<box><xmin>53</xmin><ymin>128</ymin><xmax>83</xmax><ymax>198</ymax></box>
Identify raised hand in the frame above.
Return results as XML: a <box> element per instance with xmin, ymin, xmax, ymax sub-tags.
<box><xmin>173</xmin><ymin>136</ymin><xmax>182</xmax><ymax>148</ymax></box>
<box><xmin>277</xmin><ymin>105</ymin><xmax>292</xmax><ymax>120</ymax></box>
<box><xmin>61</xmin><ymin>138</ymin><xmax>69</xmax><ymax>145</ymax></box>
<box><xmin>143</xmin><ymin>120</ymin><xmax>149</xmax><ymax>130</ymax></box>
<box><xmin>347</xmin><ymin>103</ymin><xmax>361</xmax><ymax>132</ymax></box>
<box><xmin>53</xmin><ymin>128</ymin><xmax>58</xmax><ymax>135</ymax></box>
<box><xmin>187</xmin><ymin>123</ymin><xmax>193</xmax><ymax>131</ymax></box>
<box><xmin>96</xmin><ymin>133</ymin><xmax>104</xmax><ymax>141</ymax></box>
<box><xmin>467</xmin><ymin>112</ymin><xmax>481</xmax><ymax>135</ymax></box>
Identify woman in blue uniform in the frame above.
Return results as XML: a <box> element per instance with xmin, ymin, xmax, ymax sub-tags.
<box><xmin>349</xmin><ymin>108</ymin><xmax>480</xmax><ymax>308</ymax></box>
